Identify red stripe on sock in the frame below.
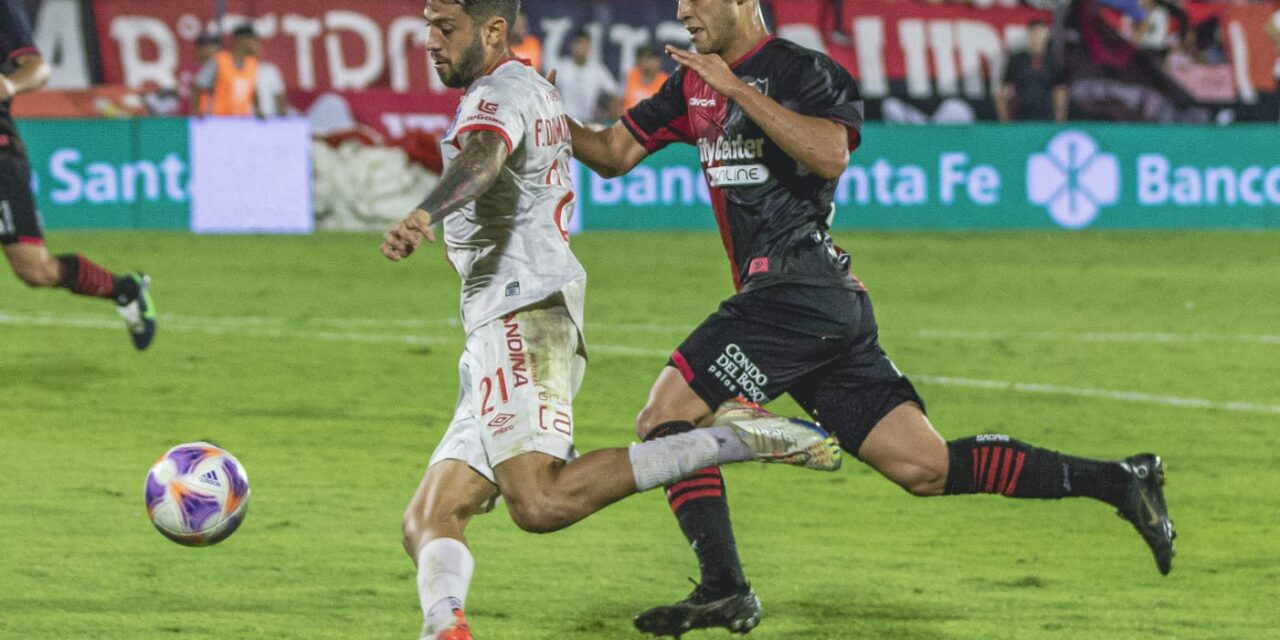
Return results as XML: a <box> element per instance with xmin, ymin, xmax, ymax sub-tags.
<box><xmin>1003</xmin><ymin>452</ymin><xmax>1027</xmax><ymax>496</ymax></box>
<box><xmin>73</xmin><ymin>256</ymin><xmax>116</xmax><ymax>299</ymax></box>
<box><xmin>996</xmin><ymin>448</ymin><xmax>1015</xmax><ymax>494</ymax></box>
<box><xmin>665</xmin><ymin>477</ymin><xmax>723</xmax><ymax>497</ymax></box>
<box><xmin>984</xmin><ymin>447</ymin><xmax>1003</xmax><ymax>493</ymax></box>
<box><xmin>669</xmin><ymin>488</ymin><xmax>724</xmax><ymax>512</ymax></box>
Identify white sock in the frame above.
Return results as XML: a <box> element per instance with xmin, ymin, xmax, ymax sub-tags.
<box><xmin>417</xmin><ymin>538</ymin><xmax>474</xmax><ymax>635</ymax></box>
<box><xmin>628</xmin><ymin>427</ymin><xmax>752</xmax><ymax>491</ymax></box>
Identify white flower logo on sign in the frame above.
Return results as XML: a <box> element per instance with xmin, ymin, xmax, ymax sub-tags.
<box><xmin>1027</xmin><ymin>130</ymin><xmax>1120</xmax><ymax>229</ymax></box>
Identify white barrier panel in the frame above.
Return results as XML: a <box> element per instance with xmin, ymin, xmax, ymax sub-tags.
<box><xmin>190</xmin><ymin>117</ymin><xmax>313</xmax><ymax>234</ymax></box>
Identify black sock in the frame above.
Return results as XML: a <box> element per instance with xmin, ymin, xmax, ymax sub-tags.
<box><xmin>112</xmin><ymin>274</ymin><xmax>140</xmax><ymax>305</ymax></box>
<box><xmin>646</xmin><ymin>421</ymin><xmax>747</xmax><ymax>595</ymax></box>
<box><xmin>944</xmin><ymin>435</ymin><xmax>1130</xmax><ymax>507</ymax></box>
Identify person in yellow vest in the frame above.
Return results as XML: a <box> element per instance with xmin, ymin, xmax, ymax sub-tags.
<box><xmin>509</xmin><ymin>12</ymin><xmax>542</xmax><ymax>72</ymax></box>
<box><xmin>622</xmin><ymin>46</ymin><xmax>668</xmax><ymax>111</ymax></box>
<box><xmin>192</xmin><ymin>24</ymin><xmax>261</xmax><ymax>117</ymax></box>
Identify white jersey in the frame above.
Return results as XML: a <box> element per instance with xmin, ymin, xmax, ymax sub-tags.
<box><xmin>441</xmin><ymin>58</ymin><xmax>585</xmax><ymax>336</ymax></box>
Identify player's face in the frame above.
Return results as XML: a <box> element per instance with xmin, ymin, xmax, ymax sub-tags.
<box><xmin>425</xmin><ymin>1</ymin><xmax>487</xmax><ymax>89</ymax></box>
<box><xmin>677</xmin><ymin>0</ymin><xmax>740</xmax><ymax>55</ymax></box>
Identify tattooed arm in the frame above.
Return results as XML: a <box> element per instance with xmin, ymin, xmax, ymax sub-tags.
<box><xmin>380</xmin><ymin>130</ymin><xmax>510</xmax><ymax>261</ymax></box>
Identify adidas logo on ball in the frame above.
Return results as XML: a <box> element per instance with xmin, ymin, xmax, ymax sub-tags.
<box><xmin>198</xmin><ymin>470</ymin><xmax>222</xmax><ymax>488</ymax></box>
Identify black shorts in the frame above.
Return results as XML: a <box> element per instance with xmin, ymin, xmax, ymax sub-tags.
<box><xmin>0</xmin><ymin>150</ymin><xmax>43</xmax><ymax>246</ymax></box>
<box><xmin>669</xmin><ymin>284</ymin><xmax>924</xmax><ymax>457</ymax></box>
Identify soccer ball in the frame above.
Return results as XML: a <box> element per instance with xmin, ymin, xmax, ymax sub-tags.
<box><xmin>144</xmin><ymin>442</ymin><xmax>250</xmax><ymax>546</ymax></box>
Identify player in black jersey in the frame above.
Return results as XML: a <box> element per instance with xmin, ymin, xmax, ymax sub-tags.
<box><xmin>565</xmin><ymin>0</ymin><xmax>1175</xmax><ymax>636</ymax></box>
<box><xmin>0</xmin><ymin>0</ymin><xmax>155</xmax><ymax>350</ymax></box>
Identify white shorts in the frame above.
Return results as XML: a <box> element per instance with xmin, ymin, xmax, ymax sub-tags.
<box><xmin>429</xmin><ymin>304</ymin><xmax>585</xmax><ymax>487</ymax></box>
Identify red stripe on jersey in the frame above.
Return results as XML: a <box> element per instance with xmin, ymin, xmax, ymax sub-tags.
<box><xmin>17</xmin><ymin>236</ymin><xmax>44</xmax><ymax>246</ymax></box>
<box><xmin>709</xmin><ymin>187</ymin><xmax>739</xmax><ymax>290</ymax></box>
<box><xmin>984</xmin><ymin>447</ymin><xmax>1003</xmax><ymax>493</ymax></box>
<box><xmin>977</xmin><ymin>447</ymin><xmax>990</xmax><ymax>486</ymax></box>
<box><xmin>454</xmin><ymin>124</ymin><xmax>513</xmax><ymax>155</ymax></box>
<box><xmin>1004</xmin><ymin>452</ymin><xmax>1027</xmax><ymax>496</ymax></box>
<box><xmin>996</xmin><ymin>447</ymin><xmax>1015</xmax><ymax>495</ymax></box>
<box><xmin>552</xmin><ymin>191</ymin><xmax>574</xmax><ymax>242</ymax></box>
<box><xmin>728</xmin><ymin>36</ymin><xmax>775</xmax><ymax>69</ymax></box>
<box><xmin>623</xmin><ymin>100</ymin><xmax>692</xmax><ymax>152</ymax></box>
<box><xmin>670</xmin><ymin>350</ymin><xmax>695</xmax><ymax>383</ymax></box>
<box><xmin>669</xmin><ymin>488</ymin><xmax>723</xmax><ymax>512</ymax></box>
<box><xmin>847</xmin><ymin>127</ymin><xmax>862</xmax><ymax>152</ymax></box>
<box><xmin>481</xmin><ymin>55</ymin><xmax>527</xmax><ymax>77</ymax></box>
<box><xmin>621</xmin><ymin>112</ymin><xmax>651</xmax><ymax>144</ymax></box>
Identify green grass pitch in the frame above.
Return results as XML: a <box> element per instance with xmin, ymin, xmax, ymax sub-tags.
<box><xmin>1</xmin><ymin>230</ymin><xmax>1276</xmax><ymax>640</ymax></box>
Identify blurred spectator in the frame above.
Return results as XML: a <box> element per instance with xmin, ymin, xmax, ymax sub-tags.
<box><xmin>193</xmin><ymin>23</ymin><xmax>261</xmax><ymax>117</ymax></box>
<box><xmin>1132</xmin><ymin>0</ymin><xmax>1170</xmax><ymax>54</ymax></box>
<box><xmin>553</xmin><ymin>30</ymin><xmax>620</xmax><ymax>123</ymax></box>
<box><xmin>997</xmin><ymin>19</ymin><xmax>1068</xmax><ymax>122</ymax></box>
<box><xmin>256</xmin><ymin>54</ymin><xmax>287</xmax><ymax>118</ymax></box>
<box><xmin>623</xmin><ymin>47</ymin><xmax>668</xmax><ymax>111</ymax></box>
<box><xmin>1129</xmin><ymin>0</ymin><xmax>1187</xmax><ymax>60</ymax></box>
<box><xmin>1184</xmin><ymin>16</ymin><xmax>1225</xmax><ymax>65</ymax></box>
<box><xmin>178</xmin><ymin>31</ymin><xmax>219</xmax><ymax>116</ymax></box>
<box><xmin>510</xmin><ymin>12</ymin><xmax>542</xmax><ymax>72</ymax></box>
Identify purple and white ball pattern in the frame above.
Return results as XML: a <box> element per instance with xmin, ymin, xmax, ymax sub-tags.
<box><xmin>145</xmin><ymin>443</ymin><xmax>250</xmax><ymax>546</ymax></box>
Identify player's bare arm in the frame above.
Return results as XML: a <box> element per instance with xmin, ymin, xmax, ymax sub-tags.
<box><xmin>667</xmin><ymin>45</ymin><xmax>848</xmax><ymax>180</ymax></box>
<box><xmin>542</xmin><ymin>68</ymin><xmax>647</xmax><ymax>178</ymax></box>
<box><xmin>566</xmin><ymin>118</ymin><xmax>649</xmax><ymax>178</ymax></box>
<box><xmin>0</xmin><ymin>52</ymin><xmax>50</xmax><ymax>100</ymax></box>
<box><xmin>380</xmin><ymin>129</ymin><xmax>510</xmax><ymax>262</ymax></box>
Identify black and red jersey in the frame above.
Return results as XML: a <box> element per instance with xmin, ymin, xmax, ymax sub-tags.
<box><xmin>623</xmin><ymin>36</ymin><xmax>864</xmax><ymax>292</ymax></box>
<box><xmin>0</xmin><ymin>0</ymin><xmax>38</xmax><ymax>142</ymax></box>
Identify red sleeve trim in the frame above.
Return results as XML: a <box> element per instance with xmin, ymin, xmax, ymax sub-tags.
<box><xmin>17</xmin><ymin>236</ymin><xmax>45</xmax><ymax>246</ymax></box>
<box><xmin>7</xmin><ymin>47</ymin><xmax>39</xmax><ymax>62</ymax></box>
<box><xmin>454</xmin><ymin>124</ymin><xmax>514</xmax><ymax>155</ymax></box>
<box><xmin>622</xmin><ymin>112</ymin><xmax>651</xmax><ymax>145</ymax></box>
<box><xmin>623</xmin><ymin>111</ymin><xmax>692</xmax><ymax>153</ymax></box>
<box><xmin>670</xmin><ymin>350</ymin><xmax>695</xmax><ymax>384</ymax></box>
<box><xmin>846</xmin><ymin>127</ymin><xmax>861</xmax><ymax>152</ymax></box>
<box><xmin>825</xmin><ymin>116</ymin><xmax>862</xmax><ymax>152</ymax></box>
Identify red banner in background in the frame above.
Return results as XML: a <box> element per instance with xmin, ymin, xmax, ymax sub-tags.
<box><xmin>91</xmin><ymin>0</ymin><xmax>450</xmax><ymax>95</ymax></box>
<box><xmin>771</xmin><ymin>0</ymin><xmax>1049</xmax><ymax>101</ymax></box>
<box><xmin>1183</xmin><ymin>2</ymin><xmax>1278</xmax><ymax>95</ymax></box>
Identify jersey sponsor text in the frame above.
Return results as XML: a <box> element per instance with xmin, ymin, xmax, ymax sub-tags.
<box><xmin>535</xmin><ymin>114</ymin><xmax>571</xmax><ymax>147</ymax></box>
<box><xmin>698</xmin><ymin>135</ymin><xmax>766</xmax><ymax>165</ymax></box>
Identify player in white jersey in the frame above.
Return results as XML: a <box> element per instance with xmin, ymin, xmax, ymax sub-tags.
<box><xmin>381</xmin><ymin>2</ymin><xmax>843</xmax><ymax>639</ymax></box>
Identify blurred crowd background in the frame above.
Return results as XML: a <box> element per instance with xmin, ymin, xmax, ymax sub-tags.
<box><xmin>17</xmin><ymin>0</ymin><xmax>1280</xmax><ymax>127</ymax></box>
<box><xmin>11</xmin><ymin>0</ymin><xmax>1280</xmax><ymax>231</ymax></box>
